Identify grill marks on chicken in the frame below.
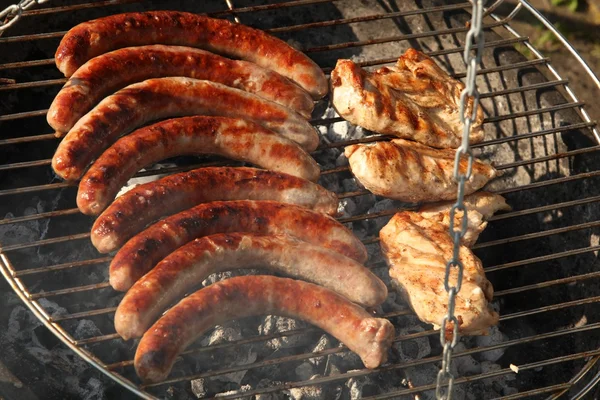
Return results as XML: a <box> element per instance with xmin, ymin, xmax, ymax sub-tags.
<box><xmin>418</xmin><ymin>192</ymin><xmax>511</xmax><ymax>247</ymax></box>
<box><xmin>345</xmin><ymin>139</ymin><xmax>498</xmax><ymax>202</ymax></box>
<box><xmin>380</xmin><ymin>211</ymin><xmax>499</xmax><ymax>335</ymax></box>
<box><xmin>331</xmin><ymin>49</ymin><xmax>484</xmax><ymax>149</ymax></box>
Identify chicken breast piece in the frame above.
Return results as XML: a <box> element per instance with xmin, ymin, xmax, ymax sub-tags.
<box><xmin>418</xmin><ymin>192</ymin><xmax>511</xmax><ymax>247</ymax></box>
<box><xmin>345</xmin><ymin>139</ymin><xmax>498</xmax><ymax>202</ymax></box>
<box><xmin>380</xmin><ymin>211</ymin><xmax>499</xmax><ymax>335</ymax></box>
<box><xmin>331</xmin><ymin>48</ymin><xmax>484</xmax><ymax>149</ymax></box>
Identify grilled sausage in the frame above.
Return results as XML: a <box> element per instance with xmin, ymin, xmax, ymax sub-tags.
<box><xmin>115</xmin><ymin>233</ymin><xmax>387</xmax><ymax>339</ymax></box>
<box><xmin>134</xmin><ymin>275</ymin><xmax>395</xmax><ymax>382</ymax></box>
<box><xmin>109</xmin><ymin>200</ymin><xmax>367</xmax><ymax>291</ymax></box>
<box><xmin>77</xmin><ymin>117</ymin><xmax>321</xmax><ymax>216</ymax></box>
<box><xmin>54</xmin><ymin>11</ymin><xmax>328</xmax><ymax>98</ymax></box>
<box><xmin>91</xmin><ymin>167</ymin><xmax>338</xmax><ymax>253</ymax></box>
<box><xmin>48</xmin><ymin>45</ymin><xmax>314</xmax><ymax>133</ymax></box>
<box><xmin>51</xmin><ymin>77</ymin><xmax>319</xmax><ymax>181</ymax></box>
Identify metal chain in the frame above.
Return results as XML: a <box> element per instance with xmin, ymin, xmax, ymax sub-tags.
<box><xmin>436</xmin><ymin>1</ymin><xmax>486</xmax><ymax>399</ymax></box>
<box><xmin>0</xmin><ymin>0</ymin><xmax>50</xmax><ymax>33</ymax></box>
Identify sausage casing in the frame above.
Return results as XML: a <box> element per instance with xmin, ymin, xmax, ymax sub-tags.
<box><xmin>109</xmin><ymin>200</ymin><xmax>368</xmax><ymax>291</ymax></box>
<box><xmin>77</xmin><ymin>116</ymin><xmax>321</xmax><ymax>216</ymax></box>
<box><xmin>55</xmin><ymin>11</ymin><xmax>328</xmax><ymax>98</ymax></box>
<box><xmin>115</xmin><ymin>232</ymin><xmax>388</xmax><ymax>339</ymax></box>
<box><xmin>91</xmin><ymin>166</ymin><xmax>338</xmax><ymax>253</ymax></box>
<box><xmin>51</xmin><ymin>77</ymin><xmax>320</xmax><ymax>181</ymax></box>
<box><xmin>134</xmin><ymin>275</ymin><xmax>395</xmax><ymax>382</ymax></box>
<box><xmin>48</xmin><ymin>45</ymin><xmax>314</xmax><ymax>133</ymax></box>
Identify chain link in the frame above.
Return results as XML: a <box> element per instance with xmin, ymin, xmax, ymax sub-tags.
<box><xmin>436</xmin><ymin>1</ymin><xmax>486</xmax><ymax>399</ymax></box>
<box><xmin>0</xmin><ymin>0</ymin><xmax>50</xmax><ymax>33</ymax></box>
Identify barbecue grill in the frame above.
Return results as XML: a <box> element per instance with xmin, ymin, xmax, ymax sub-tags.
<box><xmin>2</xmin><ymin>0</ymin><xmax>600</xmax><ymax>398</ymax></box>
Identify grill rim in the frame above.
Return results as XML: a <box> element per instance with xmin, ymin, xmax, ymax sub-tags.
<box><xmin>2</xmin><ymin>0</ymin><xmax>600</xmax><ymax>398</ymax></box>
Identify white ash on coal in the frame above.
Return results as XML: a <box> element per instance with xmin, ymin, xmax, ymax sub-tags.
<box><xmin>254</xmin><ymin>378</ymin><xmax>286</xmax><ymax>400</ymax></box>
<box><xmin>475</xmin><ymin>326</ymin><xmax>508</xmax><ymax>362</ymax></box>
<box><xmin>259</xmin><ymin>316</ymin><xmax>310</xmax><ymax>350</ymax></box>
<box><xmin>393</xmin><ymin>318</ymin><xmax>432</xmax><ymax>362</ymax></box>
<box><xmin>287</xmin><ymin>375</ymin><xmax>328</xmax><ymax>400</ymax></box>
<box><xmin>308</xmin><ymin>334</ymin><xmax>333</xmax><ymax>367</ymax></box>
<box><xmin>345</xmin><ymin>375</ymin><xmax>378</xmax><ymax>399</ymax></box>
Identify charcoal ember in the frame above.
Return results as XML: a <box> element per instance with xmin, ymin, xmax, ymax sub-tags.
<box><xmin>449</xmin><ymin>343</ymin><xmax>481</xmax><ymax>376</ymax></box>
<box><xmin>259</xmin><ymin>316</ymin><xmax>309</xmax><ymax>349</ymax></box>
<box><xmin>295</xmin><ymin>362</ymin><xmax>317</xmax><ymax>381</ymax></box>
<box><xmin>393</xmin><ymin>320</ymin><xmax>431</xmax><ymax>362</ymax></box>
<box><xmin>379</xmin><ymin>290</ymin><xmax>407</xmax><ymax>313</ymax></box>
<box><xmin>202</xmin><ymin>321</ymin><xmax>243</xmax><ymax>346</ymax></box>
<box><xmin>64</xmin><ymin>376</ymin><xmax>105</xmax><ymax>400</ymax></box>
<box><xmin>190</xmin><ymin>378</ymin><xmax>207</xmax><ymax>398</ymax></box>
<box><xmin>309</xmin><ymin>334</ymin><xmax>333</xmax><ymax>367</ymax></box>
<box><xmin>73</xmin><ymin>319</ymin><xmax>102</xmax><ymax>341</ymax></box>
<box><xmin>286</xmin><ymin>375</ymin><xmax>326</xmax><ymax>400</ymax></box>
<box><xmin>403</xmin><ymin>364</ymin><xmax>439</xmax><ymax>398</ymax></box>
<box><xmin>318</xmin><ymin>173</ymin><xmax>342</xmax><ymax>193</ymax></box>
<box><xmin>318</xmin><ymin>147</ymin><xmax>342</xmax><ymax>170</ymax></box>
<box><xmin>32</xmin><ymin>325</ymin><xmax>60</xmax><ymax>349</ymax></box>
<box><xmin>345</xmin><ymin>375</ymin><xmax>378</xmax><ymax>399</ymax></box>
<box><xmin>255</xmin><ymin>379</ymin><xmax>286</xmax><ymax>400</ymax></box>
<box><xmin>480</xmin><ymin>361</ymin><xmax>516</xmax><ymax>396</ymax></box>
<box><xmin>165</xmin><ymin>385</ymin><xmax>195</xmax><ymax>400</ymax></box>
<box><xmin>7</xmin><ymin>306</ymin><xmax>43</xmax><ymax>341</ymax></box>
<box><xmin>335</xmin><ymin>152</ymin><xmax>349</xmax><ymax>167</ymax></box>
<box><xmin>475</xmin><ymin>326</ymin><xmax>508</xmax><ymax>362</ymax></box>
<box><xmin>190</xmin><ymin>376</ymin><xmax>233</xmax><ymax>399</ymax></box>
<box><xmin>323</xmin><ymin>117</ymin><xmax>366</xmax><ymax>143</ymax></box>
<box><xmin>337</xmin><ymin>198</ymin><xmax>357</xmax><ymax>218</ymax></box>
<box><xmin>214</xmin><ymin>384</ymin><xmax>252</xmax><ymax>398</ymax></box>
<box><xmin>325</xmin><ymin>345</ymin><xmax>363</xmax><ymax>371</ymax></box>
<box><xmin>342</xmin><ymin>178</ymin><xmax>359</xmax><ymax>193</ymax></box>
<box><xmin>363</xmin><ymin>198</ymin><xmax>408</xmax><ymax>232</ymax></box>
<box><xmin>199</xmin><ymin>321</ymin><xmax>257</xmax><ymax>385</ymax></box>
<box><xmin>1</xmin><ymin>210</ymin><xmax>42</xmax><ymax>247</ymax></box>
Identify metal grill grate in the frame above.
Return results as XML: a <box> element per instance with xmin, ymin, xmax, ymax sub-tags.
<box><xmin>2</xmin><ymin>0</ymin><xmax>600</xmax><ymax>398</ymax></box>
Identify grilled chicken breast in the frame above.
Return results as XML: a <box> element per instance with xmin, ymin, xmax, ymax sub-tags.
<box><xmin>380</xmin><ymin>211</ymin><xmax>499</xmax><ymax>335</ymax></box>
<box><xmin>331</xmin><ymin>48</ymin><xmax>484</xmax><ymax>149</ymax></box>
<box><xmin>345</xmin><ymin>139</ymin><xmax>498</xmax><ymax>202</ymax></box>
<box><xmin>418</xmin><ymin>192</ymin><xmax>511</xmax><ymax>247</ymax></box>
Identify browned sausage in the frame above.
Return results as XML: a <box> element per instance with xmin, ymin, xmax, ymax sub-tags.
<box><xmin>91</xmin><ymin>167</ymin><xmax>338</xmax><ymax>253</ymax></box>
<box><xmin>134</xmin><ymin>275</ymin><xmax>395</xmax><ymax>382</ymax></box>
<box><xmin>77</xmin><ymin>116</ymin><xmax>321</xmax><ymax>216</ymax></box>
<box><xmin>48</xmin><ymin>45</ymin><xmax>314</xmax><ymax>133</ymax></box>
<box><xmin>51</xmin><ymin>77</ymin><xmax>320</xmax><ymax>181</ymax></box>
<box><xmin>54</xmin><ymin>11</ymin><xmax>327</xmax><ymax>98</ymax></box>
<box><xmin>115</xmin><ymin>233</ymin><xmax>388</xmax><ymax>340</ymax></box>
<box><xmin>109</xmin><ymin>200</ymin><xmax>367</xmax><ymax>291</ymax></box>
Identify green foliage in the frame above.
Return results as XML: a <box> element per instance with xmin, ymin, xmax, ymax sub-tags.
<box><xmin>551</xmin><ymin>0</ymin><xmax>579</xmax><ymax>13</ymax></box>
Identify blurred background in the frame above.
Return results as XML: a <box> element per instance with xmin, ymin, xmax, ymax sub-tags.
<box><xmin>496</xmin><ymin>0</ymin><xmax>600</xmax><ymax>122</ymax></box>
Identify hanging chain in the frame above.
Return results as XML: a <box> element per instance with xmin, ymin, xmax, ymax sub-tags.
<box><xmin>435</xmin><ymin>1</ymin><xmax>486</xmax><ymax>399</ymax></box>
<box><xmin>0</xmin><ymin>0</ymin><xmax>50</xmax><ymax>33</ymax></box>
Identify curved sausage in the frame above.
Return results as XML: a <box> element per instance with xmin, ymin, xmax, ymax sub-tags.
<box><xmin>51</xmin><ymin>77</ymin><xmax>319</xmax><ymax>181</ymax></box>
<box><xmin>55</xmin><ymin>11</ymin><xmax>328</xmax><ymax>98</ymax></box>
<box><xmin>48</xmin><ymin>45</ymin><xmax>314</xmax><ymax>133</ymax></box>
<box><xmin>77</xmin><ymin>117</ymin><xmax>321</xmax><ymax>216</ymax></box>
<box><xmin>115</xmin><ymin>233</ymin><xmax>388</xmax><ymax>340</ymax></box>
<box><xmin>109</xmin><ymin>200</ymin><xmax>367</xmax><ymax>291</ymax></box>
<box><xmin>91</xmin><ymin>167</ymin><xmax>338</xmax><ymax>253</ymax></box>
<box><xmin>134</xmin><ymin>275</ymin><xmax>395</xmax><ymax>382</ymax></box>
